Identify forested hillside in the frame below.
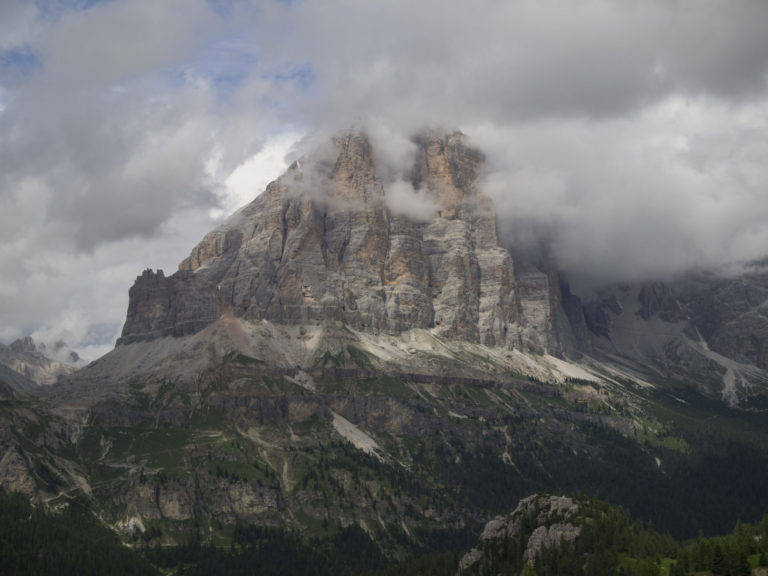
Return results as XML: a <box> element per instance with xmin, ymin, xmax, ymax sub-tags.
<box><xmin>4</xmin><ymin>487</ymin><xmax>768</xmax><ymax>576</ymax></box>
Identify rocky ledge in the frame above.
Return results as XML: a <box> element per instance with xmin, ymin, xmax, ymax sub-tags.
<box><xmin>458</xmin><ymin>494</ymin><xmax>581</xmax><ymax>575</ymax></box>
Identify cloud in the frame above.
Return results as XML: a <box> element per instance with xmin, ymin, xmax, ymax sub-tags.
<box><xmin>471</xmin><ymin>95</ymin><xmax>768</xmax><ymax>288</ymax></box>
<box><xmin>384</xmin><ymin>180</ymin><xmax>438</xmax><ymax>222</ymax></box>
<box><xmin>3</xmin><ymin>0</ymin><xmax>768</xmax><ymax>355</ymax></box>
<box><xmin>278</xmin><ymin>137</ymin><xmax>340</xmax><ymax>207</ymax></box>
<box><xmin>40</xmin><ymin>0</ymin><xmax>209</xmax><ymax>86</ymax></box>
<box><xmin>264</xmin><ymin>0</ymin><xmax>768</xmax><ymax>127</ymax></box>
<box><xmin>0</xmin><ymin>0</ymin><xmax>296</xmax><ymax>354</ymax></box>
<box><xmin>253</xmin><ymin>0</ymin><xmax>768</xmax><ymax>289</ymax></box>
<box><xmin>218</xmin><ymin>130</ymin><xmax>301</xmax><ymax>217</ymax></box>
<box><xmin>365</xmin><ymin>119</ymin><xmax>418</xmax><ymax>182</ymax></box>
<box><xmin>0</xmin><ymin>1</ymin><xmax>39</xmax><ymax>51</ymax></box>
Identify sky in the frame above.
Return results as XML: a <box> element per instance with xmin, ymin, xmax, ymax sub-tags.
<box><xmin>2</xmin><ymin>0</ymin><xmax>768</xmax><ymax>360</ymax></box>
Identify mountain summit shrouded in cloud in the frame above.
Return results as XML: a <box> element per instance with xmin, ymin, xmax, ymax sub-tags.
<box><xmin>1</xmin><ymin>0</ymin><xmax>768</xmax><ymax>355</ymax></box>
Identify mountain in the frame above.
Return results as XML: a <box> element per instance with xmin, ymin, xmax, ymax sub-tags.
<box><xmin>0</xmin><ymin>336</ymin><xmax>80</xmax><ymax>389</ymax></box>
<box><xmin>78</xmin><ymin>129</ymin><xmax>768</xmax><ymax>408</ymax></box>
<box><xmin>116</xmin><ymin>131</ymin><xmax>574</xmax><ymax>354</ymax></box>
<box><xmin>6</xmin><ymin>129</ymin><xmax>768</xmax><ymax>564</ymax></box>
<box><xmin>57</xmin><ymin>130</ymin><xmax>597</xmax><ymax>406</ymax></box>
<box><xmin>584</xmin><ymin>269</ymin><xmax>768</xmax><ymax>405</ymax></box>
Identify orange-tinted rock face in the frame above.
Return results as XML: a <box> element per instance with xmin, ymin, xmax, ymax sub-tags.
<box><xmin>120</xmin><ymin>130</ymin><xmax>567</xmax><ymax>353</ymax></box>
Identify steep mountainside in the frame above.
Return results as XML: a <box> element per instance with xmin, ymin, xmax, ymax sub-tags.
<box><xmin>584</xmin><ymin>269</ymin><xmax>768</xmax><ymax>405</ymax></box>
<box><xmin>7</xmin><ymin>129</ymin><xmax>768</xmax><ymax>561</ymax></box>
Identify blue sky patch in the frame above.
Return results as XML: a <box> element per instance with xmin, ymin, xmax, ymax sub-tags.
<box><xmin>34</xmin><ymin>0</ymin><xmax>116</xmax><ymax>21</ymax></box>
<box><xmin>0</xmin><ymin>47</ymin><xmax>41</xmax><ymax>84</ymax></box>
<box><xmin>273</xmin><ymin>64</ymin><xmax>314</xmax><ymax>92</ymax></box>
<box><xmin>198</xmin><ymin>37</ymin><xmax>259</xmax><ymax>91</ymax></box>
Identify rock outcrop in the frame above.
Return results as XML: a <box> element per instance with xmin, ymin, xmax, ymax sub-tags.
<box><xmin>118</xmin><ymin>130</ymin><xmax>577</xmax><ymax>356</ymax></box>
<box><xmin>117</xmin><ymin>269</ymin><xmax>221</xmax><ymax>345</ymax></box>
<box><xmin>458</xmin><ymin>494</ymin><xmax>582</xmax><ymax>575</ymax></box>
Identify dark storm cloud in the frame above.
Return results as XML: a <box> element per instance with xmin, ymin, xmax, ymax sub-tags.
<box><xmin>261</xmin><ymin>0</ymin><xmax>768</xmax><ymax>286</ymax></box>
<box><xmin>264</xmin><ymin>0</ymin><xmax>768</xmax><ymax>126</ymax></box>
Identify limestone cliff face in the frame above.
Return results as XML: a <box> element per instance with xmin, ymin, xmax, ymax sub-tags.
<box><xmin>117</xmin><ymin>269</ymin><xmax>220</xmax><ymax>345</ymax></box>
<box><xmin>119</xmin><ymin>131</ymin><xmax>571</xmax><ymax>354</ymax></box>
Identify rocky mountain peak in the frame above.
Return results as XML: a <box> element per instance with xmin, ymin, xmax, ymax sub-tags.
<box><xmin>9</xmin><ymin>336</ymin><xmax>82</xmax><ymax>365</ymax></box>
<box><xmin>411</xmin><ymin>129</ymin><xmax>484</xmax><ymax>218</ymax></box>
<box><xmin>9</xmin><ymin>336</ymin><xmax>41</xmax><ymax>357</ymax></box>
<box><xmin>0</xmin><ymin>336</ymin><xmax>78</xmax><ymax>387</ymax></box>
<box><xmin>328</xmin><ymin>131</ymin><xmax>380</xmax><ymax>203</ymax></box>
<box><xmin>118</xmin><ymin>129</ymin><xmax>573</xmax><ymax>356</ymax></box>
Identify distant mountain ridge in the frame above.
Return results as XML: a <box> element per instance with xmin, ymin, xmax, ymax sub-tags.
<box><xmin>0</xmin><ymin>336</ymin><xmax>80</xmax><ymax>388</ymax></box>
<box><xmin>583</xmin><ymin>270</ymin><xmax>768</xmax><ymax>404</ymax></box>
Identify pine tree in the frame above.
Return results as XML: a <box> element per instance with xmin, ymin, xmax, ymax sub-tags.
<box><xmin>711</xmin><ymin>543</ymin><xmax>726</xmax><ymax>576</ymax></box>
